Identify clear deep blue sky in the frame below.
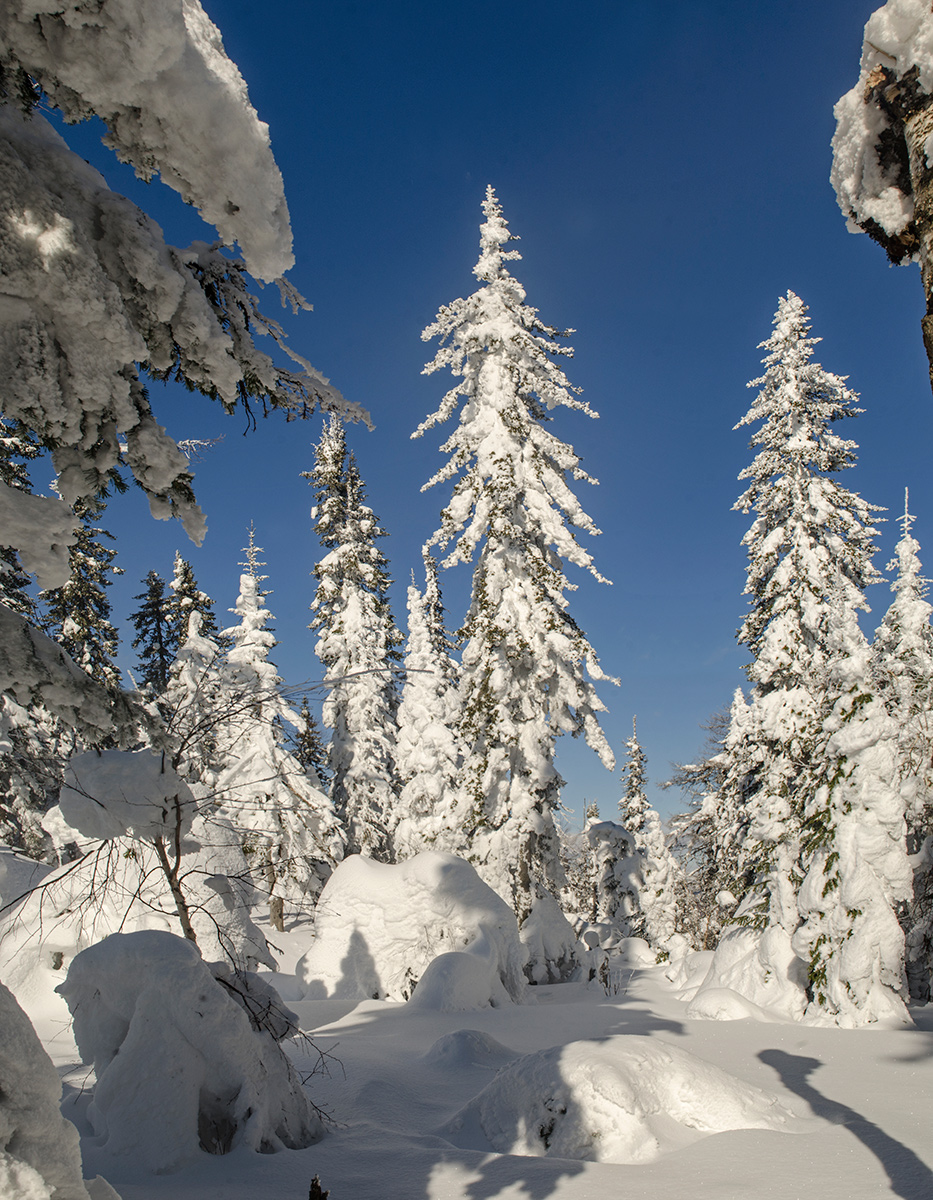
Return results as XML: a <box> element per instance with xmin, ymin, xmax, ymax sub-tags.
<box><xmin>50</xmin><ymin>0</ymin><xmax>933</xmax><ymax>823</ymax></box>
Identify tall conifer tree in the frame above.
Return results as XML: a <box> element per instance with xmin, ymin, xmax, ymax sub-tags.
<box><xmin>307</xmin><ymin>417</ymin><xmax>401</xmax><ymax>859</ymax></box>
<box><xmin>130</xmin><ymin>571</ymin><xmax>173</xmax><ymax>694</ymax></box>
<box><xmin>731</xmin><ymin>291</ymin><xmax>883</xmax><ymax>933</ymax></box>
<box><xmin>414</xmin><ymin>186</ymin><xmax>615</xmax><ymax>926</ymax></box>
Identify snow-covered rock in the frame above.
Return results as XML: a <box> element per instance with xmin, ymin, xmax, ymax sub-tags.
<box><xmin>444</xmin><ymin>1034</ymin><xmax>805</xmax><ymax>1164</ymax></box>
<box><xmin>296</xmin><ymin>851</ymin><xmax>527</xmax><ymax>1005</ymax></box>
<box><xmin>56</xmin><ymin>930</ymin><xmax>321</xmax><ymax>1172</ymax></box>
<box><xmin>0</xmin><ymin>978</ymin><xmax>119</xmax><ymax>1199</ymax></box>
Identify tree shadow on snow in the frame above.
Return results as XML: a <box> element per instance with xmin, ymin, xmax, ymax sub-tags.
<box><xmin>759</xmin><ymin>1049</ymin><xmax>933</xmax><ymax>1200</ymax></box>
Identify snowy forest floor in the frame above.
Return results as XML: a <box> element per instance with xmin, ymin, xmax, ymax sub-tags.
<box><xmin>26</xmin><ymin>918</ymin><xmax>933</xmax><ymax>1200</ymax></box>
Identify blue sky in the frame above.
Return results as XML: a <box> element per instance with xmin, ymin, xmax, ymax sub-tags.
<box><xmin>47</xmin><ymin>0</ymin><xmax>933</xmax><ymax>823</ymax></box>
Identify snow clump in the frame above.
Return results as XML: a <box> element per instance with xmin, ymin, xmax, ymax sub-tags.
<box><xmin>444</xmin><ymin>1034</ymin><xmax>807</xmax><ymax>1164</ymax></box>
<box><xmin>297</xmin><ymin>851</ymin><xmax>527</xmax><ymax>1006</ymax></box>
<box><xmin>56</xmin><ymin>930</ymin><xmax>321</xmax><ymax>1173</ymax></box>
<box><xmin>58</xmin><ymin>750</ymin><xmax>197</xmax><ymax>841</ymax></box>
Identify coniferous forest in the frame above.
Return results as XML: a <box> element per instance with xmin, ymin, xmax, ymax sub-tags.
<box><xmin>1</xmin><ymin>3</ymin><xmax>933</xmax><ymax>1200</ymax></box>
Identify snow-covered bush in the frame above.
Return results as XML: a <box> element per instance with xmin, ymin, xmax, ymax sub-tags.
<box><xmin>444</xmin><ymin>1034</ymin><xmax>804</xmax><ymax>1164</ymax></box>
<box><xmin>519</xmin><ymin>890</ymin><xmax>588</xmax><ymax>984</ymax></box>
<box><xmin>0</xmin><ymin>978</ymin><xmax>119</xmax><ymax>1199</ymax></box>
<box><xmin>56</xmin><ymin>930</ymin><xmax>321</xmax><ymax>1172</ymax></box>
<box><xmin>296</xmin><ymin>852</ymin><xmax>527</xmax><ymax>1006</ymax></box>
<box><xmin>0</xmin><ymin>814</ymin><xmax>272</xmax><ymax>1011</ymax></box>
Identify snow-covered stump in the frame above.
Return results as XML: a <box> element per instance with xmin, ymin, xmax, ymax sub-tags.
<box><xmin>0</xmin><ymin>979</ymin><xmax>119</xmax><ymax>1200</ymax></box>
<box><xmin>56</xmin><ymin>930</ymin><xmax>322</xmax><ymax>1173</ymax></box>
<box><xmin>296</xmin><ymin>852</ymin><xmax>527</xmax><ymax>1007</ymax></box>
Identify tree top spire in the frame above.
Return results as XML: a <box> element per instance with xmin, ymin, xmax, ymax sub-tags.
<box><xmin>474</xmin><ymin>185</ymin><xmax>522</xmax><ymax>284</ymax></box>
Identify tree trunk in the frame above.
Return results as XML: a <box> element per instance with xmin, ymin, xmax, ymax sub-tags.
<box><xmin>265</xmin><ymin>855</ymin><xmax>285</xmax><ymax>932</ymax></box>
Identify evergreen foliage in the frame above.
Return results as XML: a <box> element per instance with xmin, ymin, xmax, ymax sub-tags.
<box><xmin>130</xmin><ymin>571</ymin><xmax>173</xmax><ymax>694</ymax></box>
<box><xmin>617</xmin><ymin>718</ymin><xmax>680</xmax><ymax>953</ymax></box>
<box><xmin>415</xmin><ymin>185</ymin><xmax>615</xmax><ymax>927</ymax></box>
<box><xmin>0</xmin><ymin>416</ymin><xmax>41</xmax><ymax>620</ymax></box>
<box><xmin>872</xmin><ymin>492</ymin><xmax>933</xmax><ymax>1002</ymax></box>
<box><xmin>167</xmin><ymin>551</ymin><xmax>220</xmax><ymax>648</ymax></box>
<box><xmin>215</xmin><ymin>539</ymin><xmax>344</xmax><ymax>930</ymax></box>
<box><xmin>41</xmin><ymin>498</ymin><xmax>122</xmax><ymax>689</ymax></box>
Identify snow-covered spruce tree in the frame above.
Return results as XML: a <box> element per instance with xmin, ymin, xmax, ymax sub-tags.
<box><xmin>0</xmin><ymin>0</ymin><xmax>365</xmax><ymax>745</ymax></box>
<box><xmin>41</xmin><ymin>497</ymin><xmax>122</xmax><ymax>689</ymax></box>
<box><xmin>130</xmin><ymin>570</ymin><xmax>173</xmax><ymax>694</ymax></box>
<box><xmin>306</xmin><ymin>417</ymin><xmax>401</xmax><ymax>860</ymax></box>
<box><xmin>414</xmin><ymin>186</ymin><xmax>615</xmax><ymax>934</ymax></box>
<box><xmin>832</xmin><ymin>0</ymin><xmax>933</xmax><ymax>391</ymax></box>
<box><xmin>167</xmin><ymin>550</ymin><xmax>220</xmax><ymax>650</ymax></box>
<box><xmin>732</xmin><ymin>291</ymin><xmax>883</xmax><ymax>935</ymax></box>
<box><xmin>393</xmin><ymin>553</ymin><xmax>464</xmax><ymax>859</ymax></box>
<box><xmin>791</xmin><ymin>603</ymin><xmax>912</xmax><ymax>1025</ymax></box>
<box><xmin>286</xmin><ymin>696</ymin><xmax>331</xmax><ymax>790</ymax></box>
<box><xmin>216</xmin><ymin>531</ymin><xmax>344</xmax><ymax>930</ymax></box>
<box><xmin>617</xmin><ymin>718</ymin><xmax>680</xmax><ymax>954</ymax></box>
<box><xmin>872</xmin><ymin>492</ymin><xmax>933</xmax><ymax>1001</ymax></box>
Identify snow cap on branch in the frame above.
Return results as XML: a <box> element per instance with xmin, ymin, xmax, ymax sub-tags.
<box><xmin>0</xmin><ymin>0</ymin><xmax>292</xmax><ymax>280</ymax></box>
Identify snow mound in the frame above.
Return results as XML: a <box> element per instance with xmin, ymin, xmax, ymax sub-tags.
<box><xmin>444</xmin><ymin>1035</ymin><xmax>804</xmax><ymax>1164</ymax></box>
<box><xmin>0</xmin><ymin>979</ymin><xmax>119</xmax><ymax>1200</ymax></box>
<box><xmin>296</xmin><ymin>852</ymin><xmax>526</xmax><ymax>1005</ymax></box>
<box><xmin>56</xmin><ymin>930</ymin><xmax>321</xmax><ymax>1173</ymax></box>
<box><xmin>687</xmin><ymin>927</ymin><xmax>808</xmax><ymax>1022</ymax></box>
<box><xmin>420</xmin><ymin>1029</ymin><xmax>519</xmax><ymax>1070</ymax></box>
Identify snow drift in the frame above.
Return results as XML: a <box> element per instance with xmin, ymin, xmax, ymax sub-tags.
<box><xmin>444</xmin><ymin>1034</ymin><xmax>806</xmax><ymax>1164</ymax></box>
<box><xmin>0</xmin><ymin>979</ymin><xmax>119</xmax><ymax>1200</ymax></box>
<box><xmin>296</xmin><ymin>851</ymin><xmax>527</xmax><ymax>1006</ymax></box>
<box><xmin>56</xmin><ymin>930</ymin><xmax>321</xmax><ymax>1173</ymax></box>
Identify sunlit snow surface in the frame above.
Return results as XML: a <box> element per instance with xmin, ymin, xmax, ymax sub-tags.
<box><xmin>8</xmin><ymin>911</ymin><xmax>931</xmax><ymax>1200</ymax></box>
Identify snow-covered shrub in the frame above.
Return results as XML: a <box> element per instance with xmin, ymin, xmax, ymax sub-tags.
<box><xmin>686</xmin><ymin>926</ymin><xmax>808</xmax><ymax>1022</ymax></box>
<box><xmin>296</xmin><ymin>852</ymin><xmax>526</xmax><ymax>1005</ymax></box>
<box><xmin>444</xmin><ymin>1034</ymin><xmax>804</xmax><ymax>1164</ymax></box>
<box><xmin>0</xmin><ymin>814</ymin><xmax>272</xmax><ymax>1011</ymax></box>
<box><xmin>0</xmin><ymin>978</ymin><xmax>119</xmax><ymax>1200</ymax></box>
<box><xmin>519</xmin><ymin>891</ymin><xmax>588</xmax><ymax>984</ymax></box>
<box><xmin>56</xmin><ymin>930</ymin><xmax>321</xmax><ymax>1172</ymax></box>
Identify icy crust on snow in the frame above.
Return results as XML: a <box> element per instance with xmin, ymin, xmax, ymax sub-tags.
<box><xmin>0</xmin><ymin>0</ymin><xmax>291</xmax><ymax>281</ymax></box>
<box><xmin>444</xmin><ymin>1034</ymin><xmax>805</xmax><ymax>1165</ymax></box>
<box><xmin>56</xmin><ymin>931</ymin><xmax>321</xmax><ymax>1172</ymax></box>
<box><xmin>59</xmin><ymin>749</ymin><xmax>197</xmax><ymax>842</ymax></box>
<box><xmin>296</xmin><ymin>852</ymin><xmax>527</xmax><ymax>1006</ymax></box>
<box><xmin>687</xmin><ymin>927</ymin><xmax>808</xmax><ymax>1022</ymax></box>
<box><xmin>0</xmin><ymin>980</ymin><xmax>120</xmax><ymax>1200</ymax></box>
<box><xmin>832</xmin><ymin>0</ymin><xmax>933</xmax><ymax>241</ymax></box>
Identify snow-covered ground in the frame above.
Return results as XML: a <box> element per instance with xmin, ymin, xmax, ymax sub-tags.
<box><xmin>18</xmin><ymin>917</ymin><xmax>933</xmax><ymax>1200</ymax></box>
